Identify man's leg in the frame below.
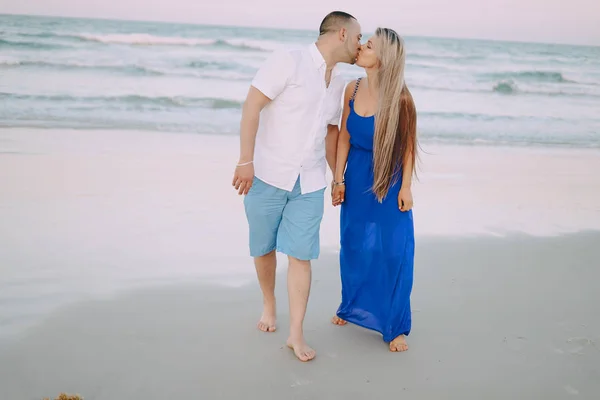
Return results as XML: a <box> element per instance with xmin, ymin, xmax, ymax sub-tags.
<box><xmin>244</xmin><ymin>177</ymin><xmax>286</xmax><ymax>333</ymax></box>
<box><xmin>286</xmin><ymin>255</ymin><xmax>315</xmax><ymax>361</ymax></box>
<box><xmin>277</xmin><ymin>183</ymin><xmax>325</xmax><ymax>361</ymax></box>
<box><xmin>254</xmin><ymin>250</ymin><xmax>277</xmax><ymax>332</ymax></box>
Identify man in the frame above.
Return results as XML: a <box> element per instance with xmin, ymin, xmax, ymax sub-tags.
<box><xmin>231</xmin><ymin>11</ymin><xmax>362</xmax><ymax>362</ymax></box>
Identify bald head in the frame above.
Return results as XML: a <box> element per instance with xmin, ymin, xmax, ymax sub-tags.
<box><xmin>318</xmin><ymin>11</ymin><xmax>357</xmax><ymax>36</ymax></box>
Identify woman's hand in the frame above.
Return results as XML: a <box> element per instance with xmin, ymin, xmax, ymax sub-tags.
<box><xmin>332</xmin><ymin>183</ymin><xmax>345</xmax><ymax>206</ymax></box>
<box><xmin>398</xmin><ymin>187</ymin><xmax>413</xmax><ymax>211</ymax></box>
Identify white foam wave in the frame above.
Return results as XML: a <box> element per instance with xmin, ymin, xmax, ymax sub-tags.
<box><xmin>224</xmin><ymin>38</ymin><xmax>281</xmax><ymax>52</ymax></box>
<box><xmin>0</xmin><ymin>56</ymin><xmax>20</xmax><ymax>66</ymax></box>
<box><xmin>74</xmin><ymin>33</ymin><xmax>279</xmax><ymax>52</ymax></box>
<box><xmin>79</xmin><ymin>33</ymin><xmax>215</xmax><ymax>46</ymax></box>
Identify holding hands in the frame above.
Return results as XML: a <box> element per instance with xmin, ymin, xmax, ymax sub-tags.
<box><xmin>332</xmin><ymin>180</ymin><xmax>345</xmax><ymax>206</ymax></box>
<box><xmin>332</xmin><ymin>180</ymin><xmax>414</xmax><ymax>212</ymax></box>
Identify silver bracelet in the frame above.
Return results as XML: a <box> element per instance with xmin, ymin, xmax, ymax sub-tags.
<box><xmin>333</xmin><ymin>180</ymin><xmax>345</xmax><ymax>186</ymax></box>
<box><xmin>236</xmin><ymin>160</ymin><xmax>253</xmax><ymax>167</ymax></box>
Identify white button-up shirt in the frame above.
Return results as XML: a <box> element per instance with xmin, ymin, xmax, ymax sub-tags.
<box><xmin>250</xmin><ymin>43</ymin><xmax>345</xmax><ymax>194</ymax></box>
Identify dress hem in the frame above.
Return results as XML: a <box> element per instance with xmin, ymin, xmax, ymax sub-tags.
<box><xmin>336</xmin><ymin>310</ymin><xmax>411</xmax><ymax>343</ymax></box>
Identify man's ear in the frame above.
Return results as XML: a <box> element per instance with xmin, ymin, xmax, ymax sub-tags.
<box><xmin>339</xmin><ymin>27</ymin><xmax>347</xmax><ymax>41</ymax></box>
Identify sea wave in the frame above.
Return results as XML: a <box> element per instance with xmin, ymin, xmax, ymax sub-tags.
<box><xmin>187</xmin><ymin>60</ymin><xmax>251</xmax><ymax>70</ymax></box>
<box><xmin>0</xmin><ymin>38</ymin><xmax>67</xmax><ymax>50</ymax></box>
<box><xmin>78</xmin><ymin>33</ymin><xmax>214</xmax><ymax>46</ymax></box>
<box><xmin>410</xmin><ymin>51</ymin><xmax>485</xmax><ymax>61</ymax></box>
<box><xmin>0</xmin><ymin>58</ymin><xmax>255</xmax><ymax>81</ymax></box>
<box><xmin>0</xmin><ymin>93</ymin><xmax>242</xmax><ymax>110</ymax></box>
<box><xmin>0</xmin><ymin>60</ymin><xmax>164</xmax><ymax>76</ymax></box>
<box><xmin>10</xmin><ymin>31</ymin><xmax>277</xmax><ymax>52</ymax></box>
<box><xmin>410</xmin><ymin>80</ymin><xmax>599</xmax><ymax>99</ymax></box>
<box><xmin>415</xmin><ymin>133</ymin><xmax>600</xmax><ymax>148</ymax></box>
<box><xmin>484</xmin><ymin>70</ymin><xmax>573</xmax><ymax>83</ymax></box>
<box><xmin>490</xmin><ymin>80</ymin><xmax>600</xmax><ymax>98</ymax></box>
<box><xmin>492</xmin><ymin>81</ymin><xmax>517</xmax><ymax>94</ymax></box>
<box><xmin>419</xmin><ymin>111</ymin><xmax>570</xmax><ymax>122</ymax></box>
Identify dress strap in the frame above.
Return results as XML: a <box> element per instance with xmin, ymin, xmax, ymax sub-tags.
<box><xmin>350</xmin><ymin>77</ymin><xmax>362</xmax><ymax>101</ymax></box>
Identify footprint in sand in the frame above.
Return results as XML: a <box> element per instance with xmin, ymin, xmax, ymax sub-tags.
<box><xmin>564</xmin><ymin>385</ymin><xmax>579</xmax><ymax>395</ymax></box>
<box><xmin>566</xmin><ymin>337</ymin><xmax>596</xmax><ymax>355</ymax></box>
<box><xmin>290</xmin><ymin>378</ymin><xmax>312</xmax><ymax>388</ymax></box>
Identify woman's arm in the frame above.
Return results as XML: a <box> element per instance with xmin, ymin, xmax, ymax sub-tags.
<box><xmin>400</xmin><ymin>151</ymin><xmax>413</xmax><ymax>190</ymax></box>
<box><xmin>398</xmin><ymin>87</ymin><xmax>417</xmax><ymax>211</ymax></box>
<box><xmin>332</xmin><ymin>80</ymin><xmax>356</xmax><ymax>206</ymax></box>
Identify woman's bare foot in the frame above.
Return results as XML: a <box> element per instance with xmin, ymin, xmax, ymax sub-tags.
<box><xmin>286</xmin><ymin>337</ymin><xmax>316</xmax><ymax>362</ymax></box>
<box><xmin>331</xmin><ymin>315</ymin><xmax>347</xmax><ymax>325</ymax></box>
<box><xmin>389</xmin><ymin>335</ymin><xmax>409</xmax><ymax>352</ymax></box>
<box><xmin>257</xmin><ymin>300</ymin><xmax>276</xmax><ymax>332</ymax></box>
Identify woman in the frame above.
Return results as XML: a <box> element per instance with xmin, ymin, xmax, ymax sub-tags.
<box><xmin>331</xmin><ymin>27</ymin><xmax>417</xmax><ymax>352</ymax></box>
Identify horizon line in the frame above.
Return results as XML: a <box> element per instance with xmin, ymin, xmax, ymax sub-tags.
<box><xmin>1</xmin><ymin>12</ymin><xmax>598</xmax><ymax>48</ymax></box>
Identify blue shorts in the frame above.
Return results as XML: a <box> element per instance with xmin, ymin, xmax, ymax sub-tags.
<box><xmin>243</xmin><ymin>177</ymin><xmax>325</xmax><ymax>261</ymax></box>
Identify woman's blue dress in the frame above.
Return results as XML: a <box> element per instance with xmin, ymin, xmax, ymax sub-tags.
<box><xmin>336</xmin><ymin>79</ymin><xmax>415</xmax><ymax>343</ymax></box>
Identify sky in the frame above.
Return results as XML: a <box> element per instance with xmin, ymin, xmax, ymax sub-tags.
<box><xmin>1</xmin><ymin>0</ymin><xmax>599</xmax><ymax>46</ymax></box>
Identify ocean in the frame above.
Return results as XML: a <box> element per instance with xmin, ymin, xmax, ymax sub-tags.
<box><xmin>1</xmin><ymin>13</ymin><xmax>600</xmax><ymax>147</ymax></box>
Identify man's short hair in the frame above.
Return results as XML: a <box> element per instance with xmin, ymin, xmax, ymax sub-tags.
<box><xmin>319</xmin><ymin>11</ymin><xmax>356</xmax><ymax>36</ymax></box>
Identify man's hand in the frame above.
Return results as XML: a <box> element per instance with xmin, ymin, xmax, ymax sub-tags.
<box><xmin>232</xmin><ymin>163</ymin><xmax>254</xmax><ymax>195</ymax></box>
<box><xmin>398</xmin><ymin>187</ymin><xmax>413</xmax><ymax>211</ymax></box>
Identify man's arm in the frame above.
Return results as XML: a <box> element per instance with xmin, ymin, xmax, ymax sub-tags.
<box><xmin>232</xmin><ymin>50</ymin><xmax>294</xmax><ymax>195</ymax></box>
<box><xmin>238</xmin><ymin>87</ymin><xmax>272</xmax><ymax>165</ymax></box>
<box><xmin>325</xmin><ymin>82</ymin><xmax>346</xmax><ymax>178</ymax></box>
<box><xmin>325</xmin><ymin>124</ymin><xmax>339</xmax><ymax>176</ymax></box>
<box><xmin>331</xmin><ymin>81</ymin><xmax>355</xmax><ymax>206</ymax></box>
<box><xmin>233</xmin><ymin>87</ymin><xmax>271</xmax><ymax>195</ymax></box>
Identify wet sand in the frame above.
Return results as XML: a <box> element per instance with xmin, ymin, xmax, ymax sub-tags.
<box><xmin>1</xmin><ymin>233</ymin><xmax>599</xmax><ymax>399</ymax></box>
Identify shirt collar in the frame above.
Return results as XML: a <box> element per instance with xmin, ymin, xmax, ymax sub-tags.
<box><xmin>309</xmin><ymin>42</ymin><xmax>340</xmax><ymax>77</ymax></box>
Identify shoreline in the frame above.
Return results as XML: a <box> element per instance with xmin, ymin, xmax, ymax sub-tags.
<box><xmin>2</xmin><ymin>126</ymin><xmax>600</xmax><ymax>152</ymax></box>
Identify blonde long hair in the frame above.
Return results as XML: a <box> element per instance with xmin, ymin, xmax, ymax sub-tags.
<box><xmin>371</xmin><ymin>27</ymin><xmax>417</xmax><ymax>202</ymax></box>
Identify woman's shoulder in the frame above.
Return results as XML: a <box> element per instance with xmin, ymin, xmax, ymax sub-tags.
<box><xmin>343</xmin><ymin>79</ymin><xmax>356</xmax><ymax>100</ymax></box>
<box><xmin>344</xmin><ymin>77</ymin><xmax>363</xmax><ymax>99</ymax></box>
<box><xmin>345</xmin><ymin>78</ymin><xmax>359</xmax><ymax>91</ymax></box>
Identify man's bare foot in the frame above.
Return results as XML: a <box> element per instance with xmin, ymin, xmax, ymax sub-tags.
<box><xmin>286</xmin><ymin>337</ymin><xmax>316</xmax><ymax>362</ymax></box>
<box><xmin>331</xmin><ymin>315</ymin><xmax>347</xmax><ymax>325</ymax></box>
<box><xmin>389</xmin><ymin>335</ymin><xmax>409</xmax><ymax>352</ymax></box>
<box><xmin>257</xmin><ymin>301</ymin><xmax>276</xmax><ymax>332</ymax></box>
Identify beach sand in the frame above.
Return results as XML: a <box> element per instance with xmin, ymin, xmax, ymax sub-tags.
<box><xmin>1</xmin><ymin>235</ymin><xmax>599</xmax><ymax>399</ymax></box>
<box><xmin>1</xmin><ymin>128</ymin><xmax>600</xmax><ymax>399</ymax></box>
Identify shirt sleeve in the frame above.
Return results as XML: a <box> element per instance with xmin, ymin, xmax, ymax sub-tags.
<box><xmin>251</xmin><ymin>49</ymin><xmax>295</xmax><ymax>100</ymax></box>
<box><xmin>327</xmin><ymin>103</ymin><xmax>342</xmax><ymax>125</ymax></box>
<box><xmin>327</xmin><ymin>81</ymin><xmax>345</xmax><ymax>125</ymax></box>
